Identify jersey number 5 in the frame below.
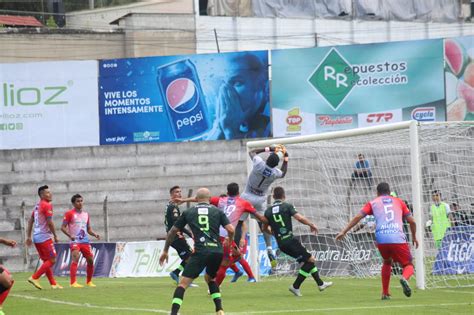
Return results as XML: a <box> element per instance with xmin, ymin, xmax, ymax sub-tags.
<box><xmin>198</xmin><ymin>215</ymin><xmax>209</xmax><ymax>231</ymax></box>
<box><xmin>384</xmin><ymin>205</ymin><xmax>394</xmax><ymax>222</ymax></box>
<box><xmin>273</xmin><ymin>214</ymin><xmax>285</xmax><ymax>227</ymax></box>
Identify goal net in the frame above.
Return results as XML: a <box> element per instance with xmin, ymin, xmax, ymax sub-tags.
<box><xmin>247</xmin><ymin>121</ymin><xmax>473</xmax><ymax>289</ymax></box>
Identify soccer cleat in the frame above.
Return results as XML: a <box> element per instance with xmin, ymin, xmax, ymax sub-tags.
<box><xmin>247</xmin><ymin>278</ymin><xmax>257</xmax><ymax>283</ymax></box>
<box><xmin>51</xmin><ymin>284</ymin><xmax>63</xmax><ymax>289</ymax></box>
<box><xmin>28</xmin><ymin>277</ymin><xmax>43</xmax><ymax>290</ymax></box>
<box><xmin>230</xmin><ymin>270</ymin><xmax>244</xmax><ymax>283</ymax></box>
<box><xmin>289</xmin><ymin>285</ymin><xmax>302</xmax><ymax>297</ymax></box>
<box><xmin>70</xmin><ymin>282</ymin><xmax>84</xmax><ymax>288</ymax></box>
<box><xmin>400</xmin><ymin>278</ymin><xmax>412</xmax><ymax>297</ymax></box>
<box><xmin>169</xmin><ymin>272</ymin><xmax>179</xmax><ymax>285</ymax></box>
<box><xmin>188</xmin><ymin>282</ymin><xmax>199</xmax><ymax>288</ymax></box>
<box><xmin>86</xmin><ymin>282</ymin><xmax>97</xmax><ymax>288</ymax></box>
<box><xmin>318</xmin><ymin>281</ymin><xmax>333</xmax><ymax>292</ymax></box>
<box><xmin>381</xmin><ymin>294</ymin><xmax>391</xmax><ymax>300</ymax></box>
<box><xmin>268</xmin><ymin>251</ymin><xmax>277</xmax><ymax>268</ymax></box>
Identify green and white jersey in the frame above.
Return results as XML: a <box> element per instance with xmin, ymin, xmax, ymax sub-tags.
<box><xmin>174</xmin><ymin>203</ymin><xmax>230</xmax><ymax>253</ymax></box>
<box><xmin>264</xmin><ymin>200</ymin><xmax>297</xmax><ymax>244</ymax></box>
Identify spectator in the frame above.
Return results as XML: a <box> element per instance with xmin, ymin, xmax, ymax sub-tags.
<box><xmin>450</xmin><ymin>202</ymin><xmax>472</xmax><ymax>226</ymax></box>
<box><xmin>427</xmin><ymin>190</ymin><xmax>451</xmax><ymax>248</ymax></box>
<box><xmin>351</xmin><ymin>153</ymin><xmax>372</xmax><ymax>186</ymax></box>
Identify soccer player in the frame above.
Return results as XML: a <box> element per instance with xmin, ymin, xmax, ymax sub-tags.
<box><xmin>164</xmin><ymin>186</ymin><xmax>197</xmax><ymax>287</ymax></box>
<box><xmin>240</xmin><ymin>144</ymin><xmax>288</xmax><ymax>266</ymax></box>
<box><xmin>336</xmin><ymin>182</ymin><xmax>419</xmax><ymax>300</ymax></box>
<box><xmin>159</xmin><ymin>188</ymin><xmax>234</xmax><ymax>315</ymax></box>
<box><xmin>26</xmin><ymin>185</ymin><xmax>62</xmax><ymax>290</ymax></box>
<box><xmin>210</xmin><ymin>183</ymin><xmax>268</xmax><ymax>285</ymax></box>
<box><xmin>263</xmin><ymin>186</ymin><xmax>332</xmax><ymax>297</ymax></box>
<box><xmin>0</xmin><ymin>238</ymin><xmax>16</xmax><ymax>315</ymax></box>
<box><xmin>61</xmin><ymin>194</ymin><xmax>100</xmax><ymax>288</ymax></box>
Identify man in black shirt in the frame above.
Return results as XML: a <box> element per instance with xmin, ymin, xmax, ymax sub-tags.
<box><xmin>160</xmin><ymin>187</ymin><xmax>234</xmax><ymax>315</ymax></box>
<box><xmin>263</xmin><ymin>186</ymin><xmax>332</xmax><ymax>297</ymax></box>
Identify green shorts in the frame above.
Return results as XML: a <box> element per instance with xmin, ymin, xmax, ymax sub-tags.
<box><xmin>182</xmin><ymin>251</ymin><xmax>223</xmax><ymax>279</ymax></box>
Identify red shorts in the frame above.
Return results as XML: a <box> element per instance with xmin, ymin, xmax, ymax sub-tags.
<box><xmin>34</xmin><ymin>239</ymin><xmax>57</xmax><ymax>261</ymax></box>
<box><xmin>220</xmin><ymin>237</ymin><xmax>241</xmax><ymax>264</ymax></box>
<box><xmin>377</xmin><ymin>243</ymin><xmax>412</xmax><ymax>266</ymax></box>
<box><xmin>70</xmin><ymin>243</ymin><xmax>93</xmax><ymax>259</ymax></box>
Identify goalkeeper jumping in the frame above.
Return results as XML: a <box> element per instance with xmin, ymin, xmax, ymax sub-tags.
<box><xmin>239</xmin><ymin>144</ymin><xmax>288</xmax><ymax>267</ymax></box>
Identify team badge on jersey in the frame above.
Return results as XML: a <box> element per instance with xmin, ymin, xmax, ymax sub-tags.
<box><xmin>198</xmin><ymin>208</ymin><xmax>208</xmax><ymax>215</ymax></box>
<box><xmin>272</xmin><ymin>206</ymin><xmax>280</xmax><ymax>214</ymax></box>
<box><xmin>382</xmin><ymin>198</ymin><xmax>393</xmax><ymax>204</ymax></box>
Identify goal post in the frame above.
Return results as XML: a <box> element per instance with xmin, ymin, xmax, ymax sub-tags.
<box><xmin>246</xmin><ymin>121</ymin><xmax>474</xmax><ymax>289</ymax></box>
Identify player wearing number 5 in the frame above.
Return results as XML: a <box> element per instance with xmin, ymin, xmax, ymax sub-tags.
<box><xmin>336</xmin><ymin>182</ymin><xmax>419</xmax><ymax>300</ymax></box>
<box><xmin>160</xmin><ymin>188</ymin><xmax>234</xmax><ymax>315</ymax></box>
<box><xmin>61</xmin><ymin>194</ymin><xmax>100</xmax><ymax>288</ymax></box>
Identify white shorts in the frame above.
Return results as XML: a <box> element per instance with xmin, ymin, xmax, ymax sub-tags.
<box><xmin>240</xmin><ymin>192</ymin><xmax>266</xmax><ymax>220</ymax></box>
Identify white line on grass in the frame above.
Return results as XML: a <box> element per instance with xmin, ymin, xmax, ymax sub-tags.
<box><xmin>222</xmin><ymin>302</ymin><xmax>472</xmax><ymax>314</ymax></box>
<box><xmin>441</xmin><ymin>290</ymin><xmax>474</xmax><ymax>295</ymax></box>
<box><xmin>11</xmin><ymin>294</ymin><xmax>169</xmax><ymax>313</ymax></box>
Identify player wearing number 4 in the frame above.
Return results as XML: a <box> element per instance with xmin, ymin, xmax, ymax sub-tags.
<box><xmin>240</xmin><ymin>144</ymin><xmax>288</xmax><ymax>267</ymax></box>
<box><xmin>263</xmin><ymin>186</ymin><xmax>332</xmax><ymax>297</ymax></box>
<box><xmin>336</xmin><ymin>182</ymin><xmax>419</xmax><ymax>300</ymax></box>
<box><xmin>160</xmin><ymin>188</ymin><xmax>234</xmax><ymax>315</ymax></box>
<box><xmin>61</xmin><ymin>194</ymin><xmax>100</xmax><ymax>288</ymax></box>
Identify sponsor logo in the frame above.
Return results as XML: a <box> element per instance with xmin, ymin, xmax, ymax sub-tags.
<box><xmin>166</xmin><ymin>78</ymin><xmax>199</xmax><ymax>114</ymax></box>
<box><xmin>411</xmin><ymin>107</ymin><xmax>436</xmax><ymax>121</ymax></box>
<box><xmin>133</xmin><ymin>131</ymin><xmax>159</xmax><ymax>142</ymax></box>
<box><xmin>366</xmin><ymin>112</ymin><xmax>393</xmax><ymax>123</ymax></box>
<box><xmin>105</xmin><ymin>136</ymin><xmax>127</xmax><ymax>143</ymax></box>
<box><xmin>176</xmin><ymin>110</ymin><xmax>204</xmax><ymax>130</ymax></box>
<box><xmin>286</xmin><ymin>108</ymin><xmax>302</xmax><ymax>132</ymax></box>
<box><xmin>318</xmin><ymin>115</ymin><xmax>353</xmax><ymax>127</ymax></box>
<box><xmin>1</xmin><ymin>82</ymin><xmax>71</xmax><ymax>106</ymax></box>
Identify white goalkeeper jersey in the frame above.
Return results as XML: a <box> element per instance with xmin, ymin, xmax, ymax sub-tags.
<box><xmin>244</xmin><ymin>155</ymin><xmax>283</xmax><ymax>197</ymax></box>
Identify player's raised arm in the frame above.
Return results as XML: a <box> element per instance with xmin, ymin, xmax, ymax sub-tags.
<box><xmin>336</xmin><ymin>213</ymin><xmax>365</xmax><ymax>241</ymax></box>
<box><xmin>294</xmin><ymin>213</ymin><xmax>318</xmax><ymax>234</ymax></box>
<box><xmin>280</xmin><ymin>151</ymin><xmax>289</xmax><ymax>178</ymax></box>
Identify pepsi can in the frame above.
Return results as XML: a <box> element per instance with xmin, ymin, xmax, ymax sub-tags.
<box><xmin>157</xmin><ymin>59</ymin><xmax>210</xmax><ymax>140</ymax></box>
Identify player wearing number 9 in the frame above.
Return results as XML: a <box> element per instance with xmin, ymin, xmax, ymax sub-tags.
<box><xmin>159</xmin><ymin>188</ymin><xmax>234</xmax><ymax>315</ymax></box>
<box><xmin>336</xmin><ymin>182</ymin><xmax>419</xmax><ymax>300</ymax></box>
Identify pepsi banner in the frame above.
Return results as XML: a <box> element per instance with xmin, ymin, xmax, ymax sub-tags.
<box><xmin>99</xmin><ymin>51</ymin><xmax>270</xmax><ymax>144</ymax></box>
<box><xmin>432</xmin><ymin>226</ymin><xmax>474</xmax><ymax>275</ymax></box>
<box><xmin>53</xmin><ymin>243</ymin><xmax>116</xmax><ymax>278</ymax></box>
<box><xmin>271</xmin><ymin>39</ymin><xmax>446</xmax><ymax>137</ymax></box>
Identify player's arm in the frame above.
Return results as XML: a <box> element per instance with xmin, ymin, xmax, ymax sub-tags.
<box><xmin>252</xmin><ymin>211</ymin><xmax>268</xmax><ymax>224</ymax></box>
<box><xmin>405</xmin><ymin>215</ymin><xmax>419</xmax><ymax>248</ymax></box>
<box><xmin>336</xmin><ymin>213</ymin><xmax>365</xmax><ymax>241</ymax></box>
<box><xmin>238</xmin><ymin>220</ymin><xmax>248</xmax><ymax>247</ymax></box>
<box><xmin>294</xmin><ymin>213</ymin><xmax>318</xmax><ymax>234</ymax></box>
<box><xmin>224</xmin><ymin>223</ymin><xmax>235</xmax><ymax>248</ymax></box>
<box><xmin>280</xmin><ymin>151</ymin><xmax>289</xmax><ymax>178</ymax></box>
<box><xmin>0</xmin><ymin>238</ymin><xmax>16</xmax><ymax>247</ymax></box>
<box><xmin>87</xmin><ymin>219</ymin><xmax>100</xmax><ymax>240</ymax></box>
<box><xmin>60</xmin><ymin>222</ymin><xmax>75</xmax><ymax>241</ymax></box>
<box><xmin>352</xmin><ymin>221</ymin><xmax>366</xmax><ymax>233</ymax></box>
<box><xmin>26</xmin><ymin>214</ymin><xmax>34</xmax><ymax>246</ymax></box>
<box><xmin>159</xmin><ymin>225</ymin><xmax>180</xmax><ymax>266</ymax></box>
<box><xmin>47</xmin><ymin>217</ymin><xmax>58</xmax><ymax>243</ymax></box>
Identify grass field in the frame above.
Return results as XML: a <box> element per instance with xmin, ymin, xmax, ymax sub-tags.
<box><xmin>6</xmin><ymin>272</ymin><xmax>473</xmax><ymax>314</ymax></box>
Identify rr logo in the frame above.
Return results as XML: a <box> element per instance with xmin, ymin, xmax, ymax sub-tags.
<box><xmin>324</xmin><ymin>66</ymin><xmax>348</xmax><ymax>88</ymax></box>
<box><xmin>366</xmin><ymin>113</ymin><xmax>393</xmax><ymax>123</ymax></box>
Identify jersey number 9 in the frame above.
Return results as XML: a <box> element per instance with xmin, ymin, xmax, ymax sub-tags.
<box><xmin>198</xmin><ymin>215</ymin><xmax>209</xmax><ymax>231</ymax></box>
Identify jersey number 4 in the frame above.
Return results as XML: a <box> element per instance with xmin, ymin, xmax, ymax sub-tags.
<box><xmin>198</xmin><ymin>215</ymin><xmax>209</xmax><ymax>231</ymax></box>
<box><xmin>273</xmin><ymin>214</ymin><xmax>286</xmax><ymax>227</ymax></box>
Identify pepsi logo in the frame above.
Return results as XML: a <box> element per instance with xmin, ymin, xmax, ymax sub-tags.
<box><xmin>286</xmin><ymin>115</ymin><xmax>302</xmax><ymax>125</ymax></box>
<box><xmin>411</xmin><ymin>107</ymin><xmax>435</xmax><ymax>121</ymax></box>
<box><xmin>166</xmin><ymin>78</ymin><xmax>199</xmax><ymax>114</ymax></box>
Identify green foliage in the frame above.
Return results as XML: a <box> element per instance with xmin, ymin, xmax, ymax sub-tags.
<box><xmin>46</xmin><ymin>16</ymin><xmax>57</xmax><ymax>28</ymax></box>
<box><xmin>7</xmin><ymin>272</ymin><xmax>474</xmax><ymax>314</ymax></box>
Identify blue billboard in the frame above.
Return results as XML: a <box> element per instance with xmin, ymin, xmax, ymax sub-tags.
<box><xmin>99</xmin><ymin>51</ymin><xmax>270</xmax><ymax>144</ymax></box>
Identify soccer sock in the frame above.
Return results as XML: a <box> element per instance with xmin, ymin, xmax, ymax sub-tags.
<box><xmin>216</xmin><ymin>265</ymin><xmax>228</xmax><ymax>286</ymax></box>
<box><xmin>173</xmin><ymin>261</ymin><xmax>186</xmax><ymax>276</ymax></box>
<box><xmin>171</xmin><ymin>286</ymin><xmax>185</xmax><ymax>315</ymax></box>
<box><xmin>310</xmin><ymin>265</ymin><xmax>324</xmax><ymax>286</ymax></box>
<box><xmin>208</xmin><ymin>281</ymin><xmax>223</xmax><ymax>312</ymax></box>
<box><xmin>239</xmin><ymin>259</ymin><xmax>255</xmax><ymax>278</ymax></box>
<box><xmin>0</xmin><ymin>280</ymin><xmax>13</xmax><ymax>306</ymax></box>
<box><xmin>293</xmin><ymin>262</ymin><xmax>313</xmax><ymax>289</ymax></box>
<box><xmin>230</xmin><ymin>264</ymin><xmax>240</xmax><ymax>273</ymax></box>
<box><xmin>86</xmin><ymin>263</ymin><xmax>94</xmax><ymax>283</ymax></box>
<box><xmin>402</xmin><ymin>264</ymin><xmax>414</xmax><ymax>281</ymax></box>
<box><xmin>33</xmin><ymin>260</ymin><xmax>53</xmax><ymax>280</ymax></box>
<box><xmin>381</xmin><ymin>263</ymin><xmax>392</xmax><ymax>296</ymax></box>
<box><xmin>70</xmin><ymin>261</ymin><xmax>78</xmax><ymax>284</ymax></box>
<box><xmin>45</xmin><ymin>267</ymin><xmax>57</xmax><ymax>285</ymax></box>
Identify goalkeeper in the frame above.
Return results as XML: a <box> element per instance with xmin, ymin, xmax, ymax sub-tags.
<box><xmin>239</xmin><ymin>144</ymin><xmax>288</xmax><ymax>266</ymax></box>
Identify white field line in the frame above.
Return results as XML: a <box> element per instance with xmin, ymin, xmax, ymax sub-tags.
<box><xmin>11</xmin><ymin>294</ymin><xmax>169</xmax><ymax>313</ymax></box>
<box><xmin>222</xmin><ymin>302</ymin><xmax>473</xmax><ymax>314</ymax></box>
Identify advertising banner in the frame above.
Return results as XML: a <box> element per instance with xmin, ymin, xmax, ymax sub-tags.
<box><xmin>432</xmin><ymin>226</ymin><xmax>474</xmax><ymax>275</ymax></box>
<box><xmin>445</xmin><ymin>36</ymin><xmax>474</xmax><ymax>121</ymax></box>
<box><xmin>99</xmin><ymin>51</ymin><xmax>270</xmax><ymax>145</ymax></box>
<box><xmin>271</xmin><ymin>39</ymin><xmax>445</xmax><ymax>136</ymax></box>
<box><xmin>0</xmin><ymin>60</ymin><xmax>100</xmax><ymax>149</ymax></box>
<box><xmin>53</xmin><ymin>243</ymin><xmax>116</xmax><ymax>277</ymax></box>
